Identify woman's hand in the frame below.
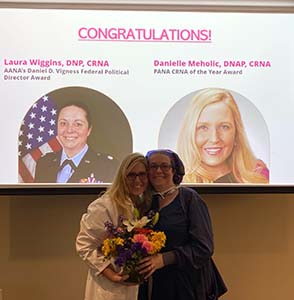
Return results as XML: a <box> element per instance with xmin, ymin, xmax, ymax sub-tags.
<box><xmin>137</xmin><ymin>253</ymin><xmax>164</xmax><ymax>279</ymax></box>
<box><xmin>102</xmin><ymin>266</ymin><xmax>131</xmax><ymax>284</ymax></box>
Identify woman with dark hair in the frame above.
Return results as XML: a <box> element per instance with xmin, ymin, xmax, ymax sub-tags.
<box><xmin>138</xmin><ymin>149</ymin><xmax>227</xmax><ymax>300</ymax></box>
<box><xmin>35</xmin><ymin>102</ymin><xmax>118</xmax><ymax>183</ymax></box>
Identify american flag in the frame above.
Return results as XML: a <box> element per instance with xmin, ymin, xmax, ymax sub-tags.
<box><xmin>18</xmin><ymin>95</ymin><xmax>62</xmax><ymax>183</ymax></box>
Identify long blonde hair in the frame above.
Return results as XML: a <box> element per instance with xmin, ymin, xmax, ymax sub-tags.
<box><xmin>104</xmin><ymin>152</ymin><xmax>151</xmax><ymax>218</ymax></box>
<box><xmin>177</xmin><ymin>88</ymin><xmax>268</xmax><ymax>183</ymax></box>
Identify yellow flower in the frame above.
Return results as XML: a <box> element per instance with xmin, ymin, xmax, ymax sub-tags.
<box><xmin>102</xmin><ymin>238</ymin><xmax>118</xmax><ymax>257</ymax></box>
<box><xmin>114</xmin><ymin>237</ymin><xmax>124</xmax><ymax>246</ymax></box>
<box><xmin>102</xmin><ymin>238</ymin><xmax>111</xmax><ymax>256</ymax></box>
<box><xmin>150</xmin><ymin>231</ymin><xmax>166</xmax><ymax>254</ymax></box>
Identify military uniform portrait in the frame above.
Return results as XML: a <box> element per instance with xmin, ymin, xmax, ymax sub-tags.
<box><xmin>18</xmin><ymin>86</ymin><xmax>132</xmax><ymax>184</ymax></box>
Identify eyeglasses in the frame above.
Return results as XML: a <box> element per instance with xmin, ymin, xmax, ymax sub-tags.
<box><xmin>126</xmin><ymin>172</ymin><xmax>147</xmax><ymax>181</ymax></box>
<box><xmin>148</xmin><ymin>164</ymin><xmax>173</xmax><ymax>172</ymax></box>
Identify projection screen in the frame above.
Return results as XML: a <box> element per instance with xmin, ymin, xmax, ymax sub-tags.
<box><xmin>0</xmin><ymin>2</ymin><xmax>293</xmax><ymax>189</ymax></box>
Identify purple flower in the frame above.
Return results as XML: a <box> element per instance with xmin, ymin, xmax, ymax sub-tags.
<box><xmin>115</xmin><ymin>256</ymin><xmax>126</xmax><ymax>267</ymax></box>
<box><xmin>104</xmin><ymin>221</ymin><xmax>115</xmax><ymax>234</ymax></box>
<box><xmin>131</xmin><ymin>242</ymin><xmax>143</xmax><ymax>251</ymax></box>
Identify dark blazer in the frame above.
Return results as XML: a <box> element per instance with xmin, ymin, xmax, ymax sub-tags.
<box><xmin>179</xmin><ymin>187</ymin><xmax>227</xmax><ymax>300</ymax></box>
<box><xmin>34</xmin><ymin>147</ymin><xmax>119</xmax><ymax>183</ymax></box>
<box><xmin>139</xmin><ymin>187</ymin><xmax>227</xmax><ymax>300</ymax></box>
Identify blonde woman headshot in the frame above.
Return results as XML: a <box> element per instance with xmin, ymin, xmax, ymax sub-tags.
<box><xmin>177</xmin><ymin>88</ymin><xmax>269</xmax><ymax>183</ymax></box>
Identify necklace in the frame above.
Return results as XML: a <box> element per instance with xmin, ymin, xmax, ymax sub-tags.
<box><xmin>154</xmin><ymin>186</ymin><xmax>178</xmax><ymax>199</ymax></box>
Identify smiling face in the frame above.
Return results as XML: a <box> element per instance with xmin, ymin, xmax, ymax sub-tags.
<box><xmin>148</xmin><ymin>153</ymin><xmax>175</xmax><ymax>192</ymax></box>
<box><xmin>57</xmin><ymin>105</ymin><xmax>92</xmax><ymax>158</ymax></box>
<box><xmin>195</xmin><ymin>101</ymin><xmax>236</xmax><ymax>176</ymax></box>
<box><xmin>126</xmin><ymin>162</ymin><xmax>148</xmax><ymax>196</ymax></box>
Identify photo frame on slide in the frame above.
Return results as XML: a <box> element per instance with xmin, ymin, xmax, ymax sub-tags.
<box><xmin>158</xmin><ymin>88</ymin><xmax>270</xmax><ymax>184</ymax></box>
<box><xmin>18</xmin><ymin>86</ymin><xmax>132</xmax><ymax>184</ymax></box>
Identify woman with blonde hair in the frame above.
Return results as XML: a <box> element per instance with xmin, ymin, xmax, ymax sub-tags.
<box><xmin>177</xmin><ymin>88</ymin><xmax>269</xmax><ymax>183</ymax></box>
<box><xmin>76</xmin><ymin>153</ymin><xmax>151</xmax><ymax>300</ymax></box>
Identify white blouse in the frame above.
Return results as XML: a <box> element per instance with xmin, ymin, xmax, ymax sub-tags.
<box><xmin>76</xmin><ymin>194</ymin><xmax>138</xmax><ymax>300</ymax></box>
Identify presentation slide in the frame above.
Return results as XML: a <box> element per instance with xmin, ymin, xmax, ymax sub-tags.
<box><xmin>0</xmin><ymin>8</ymin><xmax>293</xmax><ymax>185</ymax></box>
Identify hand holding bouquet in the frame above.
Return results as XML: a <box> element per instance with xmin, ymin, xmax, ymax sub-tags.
<box><xmin>101</xmin><ymin>209</ymin><xmax>166</xmax><ymax>283</ymax></box>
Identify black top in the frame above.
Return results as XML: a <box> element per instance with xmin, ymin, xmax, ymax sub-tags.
<box><xmin>138</xmin><ymin>187</ymin><xmax>227</xmax><ymax>300</ymax></box>
<box><xmin>214</xmin><ymin>172</ymin><xmax>237</xmax><ymax>183</ymax></box>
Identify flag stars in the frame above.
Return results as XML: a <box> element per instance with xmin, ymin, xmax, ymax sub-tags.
<box><xmin>19</xmin><ymin>96</ymin><xmax>58</xmax><ymax>159</ymax></box>
<box><xmin>30</xmin><ymin>112</ymin><xmax>36</xmax><ymax>119</ymax></box>
<box><xmin>25</xmin><ymin>143</ymin><xmax>32</xmax><ymax>150</ymax></box>
<box><xmin>39</xmin><ymin>115</ymin><xmax>46</xmax><ymax>122</ymax></box>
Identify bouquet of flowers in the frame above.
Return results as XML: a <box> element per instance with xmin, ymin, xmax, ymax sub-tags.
<box><xmin>101</xmin><ymin>209</ymin><xmax>166</xmax><ymax>283</ymax></box>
